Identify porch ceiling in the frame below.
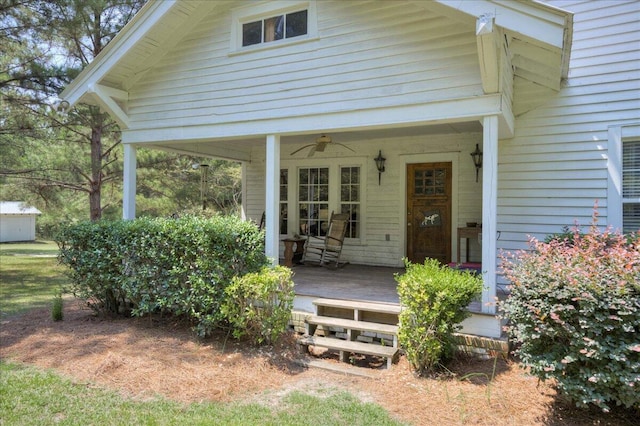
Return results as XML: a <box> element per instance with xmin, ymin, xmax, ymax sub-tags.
<box><xmin>144</xmin><ymin>120</ymin><xmax>483</xmax><ymax>162</ymax></box>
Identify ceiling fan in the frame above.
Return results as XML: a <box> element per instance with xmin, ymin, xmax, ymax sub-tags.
<box><xmin>290</xmin><ymin>135</ymin><xmax>355</xmax><ymax>157</ymax></box>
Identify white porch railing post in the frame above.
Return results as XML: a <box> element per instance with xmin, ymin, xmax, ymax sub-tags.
<box><xmin>265</xmin><ymin>135</ymin><xmax>281</xmax><ymax>266</ymax></box>
<box><xmin>481</xmin><ymin>115</ymin><xmax>498</xmax><ymax>314</ymax></box>
<box><xmin>123</xmin><ymin>144</ymin><xmax>137</xmax><ymax>220</ymax></box>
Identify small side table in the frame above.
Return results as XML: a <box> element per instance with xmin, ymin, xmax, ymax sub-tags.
<box><xmin>457</xmin><ymin>227</ymin><xmax>481</xmax><ymax>263</ymax></box>
<box><xmin>282</xmin><ymin>237</ymin><xmax>306</xmax><ymax>267</ymax></box>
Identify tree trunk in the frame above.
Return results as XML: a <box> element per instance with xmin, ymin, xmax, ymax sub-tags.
<box><xmin>89</xmin><ymin>124</ymin><xmax>102</xmax><ymax>221</ymax></box>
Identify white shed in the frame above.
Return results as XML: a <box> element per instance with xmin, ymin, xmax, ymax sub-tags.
<box><xmin>0</xmin><ymin>202</ymin><xmax>42</xmax><ymax>243</ymax></box>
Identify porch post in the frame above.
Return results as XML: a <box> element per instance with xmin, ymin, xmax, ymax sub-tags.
<box><xmin>265</xmin><ymin>135</ymin><xmax>281</xmax><ymax>266</ymax></box>
<box><xmin>481</xmin><ymin>115</ymin><xmax>498</xmax><ymax>314</ymax></box>
<box><xmin>123</xmin><ymin>144</ymin><xmax>137</xmax><ymax>220</ymax></box>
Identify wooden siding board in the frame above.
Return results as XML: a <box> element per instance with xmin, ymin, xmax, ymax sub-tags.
<box><xmin>500</xmin><ymin>169</ymin><xmax>608</xmax><ymax>181</ymax></box>
<box><xmin>499</xmin><ymin>179</ymin><xmax>605</xmax><ymax>190</ymax></box>
<box><xmin>498</xmin><ymin>213</ymin><xmax>607</xmax><ymax>226</ymax></box>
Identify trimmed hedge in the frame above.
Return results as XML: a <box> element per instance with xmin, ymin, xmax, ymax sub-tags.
<box><xmin>396</xmin><ymin>258</ymin><xmax>482</xmax><ymax>375</ymax></box>
<box><xmin>56</xmin><ymin>215</ymin><xmax>269</xmax><ymax>337</ymax></box>
<box><xmin>222</xmin><ymin>265</ymin><xmax>294</xmax><ymax>345</ymax></box>
<box><xmin>500</xmin><ymin>221</ymin><xmax>640</xmax><ymax>412</ymax></box>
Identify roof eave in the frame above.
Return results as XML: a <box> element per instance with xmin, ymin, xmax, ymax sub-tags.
<box><xmin>59</xmin><ymin>0</ymin><xmax>177</xmax><ymax>107</ymax></box>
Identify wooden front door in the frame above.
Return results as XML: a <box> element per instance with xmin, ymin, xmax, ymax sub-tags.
<box><xmin>406</xmin><ymin>162</ymin><xmax>452</xmax><ymax>264</ymax></box>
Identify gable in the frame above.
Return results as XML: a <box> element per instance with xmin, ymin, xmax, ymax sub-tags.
<box><xmin>126</xmin><ymin>1</ymin><xmax>481</xmax><ymax>126</ymax></box>
<box><xmin>59</xmin><ymin>0</ymin><xmax>572</xmax><ymax>146</ymax></box>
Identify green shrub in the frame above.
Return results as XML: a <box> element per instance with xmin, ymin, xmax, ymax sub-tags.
<box><xmin>500</xmin><ymin>219</ymin><xmax>640</xmax><ymax>412</ymax></box>
<box><xmin>51</xmin><ymin>291</ymin><xmax>63</xmax><ymax>321</ymax></box>
<box><xmin>56</xmin><ymin>220</ymin><xmax>131</xmax><ymax>314</ymax></box>
<box><xmin>221</xmin><ymin>266</ymin><xmax>294</xmax><ymax>345</ymax></box>
<box><xmin>396</xmin><ymin>258</ymin><xmax>482</xmax><ymax>375</ymax></box>
<box><xmin>56</xmin><ymin>215</ymin><xmax>268</xmax><ymax>336</ymax></box>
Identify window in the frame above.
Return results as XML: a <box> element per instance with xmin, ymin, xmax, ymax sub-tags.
<box><xmin>298</xmin><ymin>167</ymin><xmax>329</xmax><ymax>237</ymax></box>
<box><xmin>242</xmin><ymin>10</ymin><xmax>307</xmax><ymax>47</ymax></box>
<box><xmin>295</xmin><ymin>165</ymin><xmax>362</xmax><ymax>239</ymax></box>
<box><xmin>280</xmin><ymin>169</ymin><xmax>288</xmax><ymax>234</ymax></box>
<box><xmin>231</xmin><ymin>1</ymin><xmax>316</xmax><ymax>52</ymax></box>
<box><xmin>623</xmin><ymin>140</ymin><xmax>640</xmax><ymax>233</ymax></box>
<box><xmin>340</xmin><ymin>167</ymin><xmax>360</xmax><ymax>238</ymax></box>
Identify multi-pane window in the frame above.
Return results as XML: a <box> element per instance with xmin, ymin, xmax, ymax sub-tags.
<box><xmin>280</xmin><ymin>169</ymin><xmax>288</xmax><ymax>234</ymax></box>
<box><xmin>242</xmin><ymin>10</ymin><xmax>307</xmax><ymax>47</ymax></box>
<box><xmin>340</xmin><ymin>167</ymin><xmax>360</xmax><ymax>238</ymax></box>
<box><xmin>623</xmin><ymin>140</ymin><xmax>640</xmax><ymax>233</ymax></box>
<box><xmin>298</xmin><ymin>167</ymin><xmax>329</xmax><ymax>237</ymax></box>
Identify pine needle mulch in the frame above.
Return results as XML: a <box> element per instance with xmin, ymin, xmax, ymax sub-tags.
<box><xmin>1</xmin><ymin>299</ymin><xmax>635</xmax><ymax>425</ymax></box>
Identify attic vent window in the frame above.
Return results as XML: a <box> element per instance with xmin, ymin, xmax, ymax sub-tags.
<box><xmin>242</xmin><ymin>10</ymin><xmax>308</xmax><ymax>47</ymax></box>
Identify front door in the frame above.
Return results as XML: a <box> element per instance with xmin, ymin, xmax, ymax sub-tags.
<box><xmin>406</xmin><ymin>162</ymin><xmax>452</xmax><ymax>264</ymax></box>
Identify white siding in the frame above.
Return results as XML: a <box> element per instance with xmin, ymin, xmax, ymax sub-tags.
<box><xmin>246</xmin><ymin>132</ymin><xmax>482</xmax><ymax>267</ymax></box>
<box><xmin>126</xmin><ymin>1</ymin><xmax>482</xmax><ymax>132</ymax></box>
<box><xmin>498</xmin><ymin>0</ymin><xmax>640</xmax><ymax>256</ymax></box>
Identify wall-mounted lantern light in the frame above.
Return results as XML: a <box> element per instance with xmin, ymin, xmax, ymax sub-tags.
<box><xmin>470</xmin><ymin>143</ymin><xmax>483</xmax><ymax>182</ymax></box>
<box><xmin>374</xmin><ymin>150</ymin><xmax>386</xmax><ymax>185</ymax></box>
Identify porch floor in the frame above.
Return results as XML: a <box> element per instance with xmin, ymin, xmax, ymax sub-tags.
<box><xmin>292</xmin><ymin>264</ymin><xmax>402</xmax><ymax>305</ymax></box>
<box><xmin>290</xmin><ymin>263</ymin><xmax>484</xmax><ymax>313</ymax></box>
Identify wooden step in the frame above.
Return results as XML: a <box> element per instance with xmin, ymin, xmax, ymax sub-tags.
<box><xmin>298</xmin><ymin>335</ymin><xmax>398</xmax><ymax>369</ymax></box>
<box><xmin>312</xmin><ymin>298</ymin><xmax>401</xmax><ymax>315</ymax></box>
<box><xmin>306</xmin><ymin>315</ymin><xmax>398</xmax><ymax>336</ymax></box>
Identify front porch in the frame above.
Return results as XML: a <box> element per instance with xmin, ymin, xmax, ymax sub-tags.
<box><xmin>290</xmin><ymin>264</ymin><xmax>504</xmax><ymax>339</ymax></box>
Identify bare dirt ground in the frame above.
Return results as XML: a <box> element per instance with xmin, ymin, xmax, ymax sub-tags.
<box><xmin>1</xmin><ymin>299</ymin><xmax>635</xmax><ymax>425</ymax></box>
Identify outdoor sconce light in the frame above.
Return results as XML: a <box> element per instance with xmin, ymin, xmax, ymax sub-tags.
<box><xmin>470</xmin><ymin>143</ymin><xmax>483</xmax><ymax>182</ymax></box>
<box><xmin>374</xmin><ymin>150</ymin><xmax>386</xmax><ymax>185</ymax></box>
<box><xmin>54</xmin><ymin>99</ymin><xmax>70</xmax><ymax>113</ymax></box>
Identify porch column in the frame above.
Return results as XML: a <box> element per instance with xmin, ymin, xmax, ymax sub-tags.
<box><xmin>265</xmin><ymin>135</ymin><xmax>280</xmax><ymax>266</ymax></box>
<box><xmin>481</xmin><ymin>115</ymin><xmax>498</xmax><ymax>314</ymax></box>
<box><xmin>123</xmin><ymin>144</ymin><xmax>137</xmax><ymax>220</ymax></box>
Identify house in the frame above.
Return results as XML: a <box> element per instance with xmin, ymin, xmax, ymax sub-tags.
<box><xmin>59</xmin><ymin>0</ymin><xmax>640</xmax><ymax>340</ymax></box>
<box><xmin>0</xmin><ymin>201</ymin><xmax>42</xmax><ymax>242</ymax></box>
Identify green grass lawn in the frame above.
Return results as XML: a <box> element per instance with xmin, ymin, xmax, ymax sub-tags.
<box><xmin>0</xmin><ymin>241</ymin><xmax>67</xmax><ymax>318</ymax></box>
<box><xmin>0</xmin><ymin>240</ymin><xmax>59</xmax><ymax>256</ymax></box>
<box><xmin>0</xmin><ymin>361</ymin><xmax>403</xmax><ymax>426</ymax></box>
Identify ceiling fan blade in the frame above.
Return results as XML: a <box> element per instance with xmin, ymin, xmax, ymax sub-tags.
<box><xmin>336</xmin><ymin>143</ymin><xmax>355</xmax><ymax>153</ymax></box>
<box><xmin>315</xmin><ymin>141</ymin><xmax>328</xmax><ymax>152</ymax></box>
<box><xmin>307</xmin><ymin>145</ymin><xmax>317</xmax><ymax>157</ymax></box>
<box><xmin>290</xmin><ymin>144</ymin><xmax>315</xmax><ymax>155</ymax></box>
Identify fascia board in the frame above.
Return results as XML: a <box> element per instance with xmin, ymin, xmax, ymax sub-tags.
<box><xmin>430</xmin><ymin>0</ymin><xmax>571</xmax><ymax>50</ymax></box>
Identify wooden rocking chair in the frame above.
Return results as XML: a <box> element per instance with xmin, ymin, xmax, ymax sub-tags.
<box><xmin>302</xmin><ymin>212</ymin><xmax>349</xmax><ymax>268</ymax></box>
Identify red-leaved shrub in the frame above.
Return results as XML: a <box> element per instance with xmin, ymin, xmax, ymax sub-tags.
<box><xmin>500</xmin><ymin>211</ymin><xmax>639</xmax><ymax>412</ymax></box>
